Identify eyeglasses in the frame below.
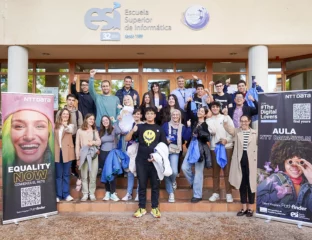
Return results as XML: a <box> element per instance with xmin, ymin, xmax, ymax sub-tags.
<box><xmin>81</xmin><ymin>84</ymin><xmax>88</xmax><ymax>87</ymax></box>
<box><xmin>286</xmin><ymin>159</ymin><xmax>306</xmax><ymax>166</ymax></box>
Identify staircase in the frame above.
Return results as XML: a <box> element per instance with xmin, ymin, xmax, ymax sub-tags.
<box><xmin>0</xmin><ymin>147</ymin><xmax>242</xmax><ymax>213</ymax></box>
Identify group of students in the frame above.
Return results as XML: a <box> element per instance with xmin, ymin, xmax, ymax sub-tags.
<box><xmin>54</xmin><ymin>69</ymin><xmax>261</xmax><ymax>218</ymax></box>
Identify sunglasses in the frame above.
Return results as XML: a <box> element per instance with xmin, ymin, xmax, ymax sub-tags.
<box><xmin>285</xmin><ymin>159</ymin><xmax>306</xmax><ymax>166</ymax></box>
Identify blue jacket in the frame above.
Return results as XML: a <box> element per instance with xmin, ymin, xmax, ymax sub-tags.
<box><xmin>101</xmin><ymin>149</ymin><xmax>129</xmax><ymax>183</ymax></box>
<box><xmin>162</xmin><ymin>122</ymin><xmax>192</xmax><ymax>143</ymax></box>
<box><xmin>257</xmin><ymin>172</ymin><xmax>312</xmax><ymax>221</ymax></box>
<box><xmin>186</xmin><ymin>137</ymin><xmax>200</xmax><ymax>164</ymax></box>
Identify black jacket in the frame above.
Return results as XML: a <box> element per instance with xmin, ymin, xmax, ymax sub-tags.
<box><xmin>71</xmin><ymin>83</ymin><xmax>96</xmax><ymax>118</ymax></box>
<box><xmin>115</xmin><ymin>87</ymin><xmax>140</xmax><ymax>109</ymax></box>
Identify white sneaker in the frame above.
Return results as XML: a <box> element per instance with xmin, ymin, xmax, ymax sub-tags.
<box><xmin>90</xmin><ymin>194</ymin><xmax>96</xmax><ymax>201</ymax></box>
<box><xmin>172</xmin><ymin>181</ymin><xmax>177</xmax><ymax>191</ymax></box>
<box><xmin>103</xmin><ymin>192</ymin><xmax>110</xmax><ymax>201</ymax></box>
<box><xmin>134</xmin><ymin>194</ymin><xmax>139</xmax><ymax>201</ymax></box>
<box><xmin>56</xmin><ymin>197</ymin><xmax>60</xmax><ymax>203</ymax></box>
<box><xmin>110</xmin><ymin>192</ymin><xmax>120</xmax><ymax>202</ymax></box>
<box><xmin>81</xmin><ymin>194</ymin><xmax>88</xmax><ymax>202</ymax></box>
<box><xmin>209</xmin><ymin>193</ymin><xmax>220</xmax><ymax>202</ymax></box>
<box><xmin>122</xmin><ymin>193</ymin><xmax>132</xmax><ymax>201</ymax></box>
<box><xmin>168</xmin><ymin>193</ymin><xmax>175</xmax><ymax>203</ymax></box>
<box><xmin>65</xmin><ymin>195</ymin><xmax>74</xmax><ymax>201</ymax></box>
<box><xmin>226</xmin><ymin>194</ymin><xmax>234</xmax><ymax>203</ymax></box>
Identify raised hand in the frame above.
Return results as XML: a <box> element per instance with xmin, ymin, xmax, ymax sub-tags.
<box><xmin>248</xmin><ymin>95</ymin><xmax>255</xmax><ymax>102</ymax></box>
<box><xmin>192</xmin><ymin>75</ymin><xmax>198</xmax><ymax>80</ymax></box>
<box><xmin>90</xmin><ymin>69</ymin><xmax>96</xmax><ymax>78</ymax></box>
<box><xmin>187</xmin><ymin>119</ymin><xmax>191</xmax><ymax>127</ymax></box>
<box><xmin>209</xmin><ymin>81</ymin><xmax>215</xmax><ymax>86</ymax></box>
<box><xmin>296</xmin><ymin>159</ymin><xmax>312</xmax><ymax>184</ymax></box>
<box><xmin>72</xmin><ymin>75</ymin><xmax>78</xmax><ymax>84</ymax></box>
<box><xmin>222</xmin><ymin>106</ymin><xmax>228</xmax><ymax>116</ymax></box>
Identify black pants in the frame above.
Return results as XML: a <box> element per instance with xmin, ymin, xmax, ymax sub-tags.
<box><xmin>240</xmin><ymin>151</ymin><xmax>255</xmax><ymax>204</ymax></box>
<box><xmin>99</xmin><ymin>150</ymin><xmax>116</xmax><ymax>194</ymax></box>
<box><xmin>136</xmin><ymin>161</ymin><xmax>160</xmax><ymax>209</ymax></box>
<box><xmin>71</xmin><ymin>135</ymin><xmax>79</xmax><ymax>177</ymax></box>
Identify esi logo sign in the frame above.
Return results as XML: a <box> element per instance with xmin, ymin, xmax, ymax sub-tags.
<box><xmin>84</xmin><ymin>2</ymin><xmax>121</xmax><ymax>41</ymax></box>
<box><xmin>182</xmin><ymin>5</ymin><xmax>209</xmax><ymax>30</ymax></box>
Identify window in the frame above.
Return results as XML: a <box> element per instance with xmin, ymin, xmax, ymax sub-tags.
<box><xmin>36</xmin><ymin>75</ymin><xmax>69</xmax><ymax>109</ymax></box>
<box><xmin>268</xmin><ymin>74</ymin><xmax>282</xmax><ymax>92</ymax></box>
<box><xmin>213</xmin><ymin>62</ymin><xmax>246</xmax><ymax>72</ymax></box>
<box><xmin>286</xmin><ymin>71</ymin><xmax>312</xmax><ymax>90</ymax></box>
<box><xmin>286</xmin><ymin>58</ymin><xmax>312</xmax><ymax>71</ymax></box>
<box><xmin>75</xmin><ymin>63</ymin><xmax>105</xmax><ymax>73</ymax></box>
<box><xmin>36</xmin><ymin>63</ymin><xmax>69</xmax><ymax>73</ymax></box>
<box><xmin>108</xmin><ymin>63</ymin><xmax>138</xmax><ymax>72</ymax></box>
<box><xmin>176</xmin><ymin>63</ymin><xmax>206</xmax><ymax>72</ymax></box>
<box><xmin>268</xmin><ymin>62</ymin><xmax>282</xmax><ymax>72</ymax></box>
<box><xmin>143</xmin><ymin>63</ymin><xmax>174</xmax><ymax>72</ymax></box>
<box><xmin>0</xmin><ymin>62</ymin><xmax>33</xmax><ymax>72</ymax></box>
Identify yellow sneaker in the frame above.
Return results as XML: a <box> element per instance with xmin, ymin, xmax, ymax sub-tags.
<box><xmin>151</xmin><ymin>208</ymin><xmax>161</xmax><ymax>218</ymax></box>
<box><xmin>133</xmin><ymin>208</ymin><xmax>147</xmax><ymax>218</ymax></box>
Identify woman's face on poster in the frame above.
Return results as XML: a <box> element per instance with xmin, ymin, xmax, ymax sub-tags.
<box><xmin>11</xmin><ymin>110</ymin><xmax>49</xmax><ymax>164</ymax></box>
<box><xmin>284</xmin><ymin>156</ymin><xmax>303</xmax><ymax>178</ymax></box>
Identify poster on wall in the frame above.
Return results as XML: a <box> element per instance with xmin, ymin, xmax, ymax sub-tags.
<box><xmin>256</xmin><ymin>90</ymin><xmax>312</xmax><ymax>227</ymax></box>
<box><xmin>1</xmin><ymin>92</ymin><xmax>57</xmax><ymax>225</ymax></box>
<box><xmin>41</xmin><ymin>87</ymin><xmax>59</xmax><ymax>110</ymax></box>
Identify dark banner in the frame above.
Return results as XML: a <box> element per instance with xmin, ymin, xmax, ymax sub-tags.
<box><xmin>2</xmin><ymin>92</ymin><xmax>57</xmax><ymax>224</ymax></box>
<box><xmin>256</xmin><ymin>90</ymin><xmax>312</xmax><ymax>226</ymax></box>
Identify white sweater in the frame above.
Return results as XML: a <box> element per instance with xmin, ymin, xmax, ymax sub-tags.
<box><xmin>206</xmin><ymin>114</ymin><xmax>234</xmax><ymax>150</ymax></box>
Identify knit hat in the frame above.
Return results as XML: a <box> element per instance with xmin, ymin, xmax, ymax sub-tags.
<box><xmin>1</xmin><ymin>92</ymin><xmax>55</xmax><ymax>127</ymax></box>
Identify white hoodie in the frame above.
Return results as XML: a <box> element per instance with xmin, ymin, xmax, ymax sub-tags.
<box><xmin>206</xmin><ymin>114</ymin><xmax>234</xmax><ymax>150</ymax></box>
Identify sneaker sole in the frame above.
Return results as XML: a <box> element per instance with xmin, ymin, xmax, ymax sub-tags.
<box><xmin>209</xmin><ymin>198</ymin><xmax>220</xmax><ymax>202</ymax></box>
<box><xmin>151</xmin><ymin>212</ymin><xmax>161</xmax><ymax>218</ymax></box>
<box><xmin>103</xmin><ymin>198</ymin><xmax>110</xmax><ymax>201</ymax></box>
<box><xmin>134</xmin><ymin>212</ymin><xmax>146</xmax><ymax>218</ymax></box>
<box><xmin>226</xmin><ymin>199</ymin><xmax>234</xmax><ymax>203</ymax></box>
<box><xmin>110</xmin><ymin>198</ymin><xmax>120</xmax><ymax>202</ymax></box>
<box><xmin>168</xmin><ymin>200</ymin><xmax>175</xmax><ymax>203</ymax></box>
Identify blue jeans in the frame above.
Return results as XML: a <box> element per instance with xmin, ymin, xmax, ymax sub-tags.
<box><xmin>127</xmin><ymin>171</ymin><xmax>139</xmax><ymax>195</ymax></box>
<box><xmin>165</xmin><ymin>153</ymin><xmax>179</xmax><ymax>194</ymax></box>
<box><xmin>182</xmin><ymin>149</ymin><xmax>205</xmax><ymax>198</ymax></box>
<box><xmin>55</xmin><ymin>150</ymin><xmax>72</xmax><ymax>199</ymax></box>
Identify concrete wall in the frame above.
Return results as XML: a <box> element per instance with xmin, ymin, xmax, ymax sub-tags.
<box><xmin>2</xmin><ymin>0</ymin><xmax>312</xmax><ymax>45</ymax></box>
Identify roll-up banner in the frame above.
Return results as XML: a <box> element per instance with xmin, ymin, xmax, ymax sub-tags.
<box><xmin>1</xmin><ymin>92</ymin><xmax>57</xmax><ymax>224</ymax></box>
<box><xmin>256</xmin><ymin>90</ymin><xmax>312</xmax><ymax>227</ymax></box>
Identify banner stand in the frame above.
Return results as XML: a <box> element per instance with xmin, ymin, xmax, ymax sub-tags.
<box><xmin>3</xmin><ymin>211</ymin><xmax>58</xmax><ymax>225</ymax></box>
<box><xmin>256</xmin><ymin>213</ymin><xmax>312</xmax><ymax>229</ymax></box>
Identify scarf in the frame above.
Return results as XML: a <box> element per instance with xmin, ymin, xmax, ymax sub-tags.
<box><xmin>286</xmin><ymin>173</ymin><xmax>303</xmax><ymax>185</ymax></box>
<box><xmin>169</xmin><ymin>110</ymin><xmax>183</xmax><ymax>151</ymax></box>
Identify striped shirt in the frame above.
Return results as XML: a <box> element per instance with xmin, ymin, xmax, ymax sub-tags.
<box><xmin>242</xmin><ymin>130</ymin><xmax>250</xmax><ymax>151</ymax></box>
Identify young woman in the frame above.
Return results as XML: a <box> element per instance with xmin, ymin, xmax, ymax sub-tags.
<box><xmin>76</xmin><ymin>114</ymin><xmax>101</xmax><ymax>202</ymax></box>
<box><xmin>139</xmin><ymin>92</ymin><xmax>155</xmax><ymax>121</ymax></box>
<box><xmin>182</xmin><ymin>107</ymin><xmax>211</xmax><ymax>203</ymax></box>
<box><xmin>149</xmin><ymin>82</ymin><xmax>167</xmax><ymax>111</ymax></box>
<box><xmin>257</xmin><ymin>141</ymin><xmax>312</xmax><ymax>220</ymax></box>
<box><xmin>118</xmin><ymin>95</ymin><xmax>135</xmax><ymax>133</ymax></box>
<box><xmin>223</xmin><ymin>113</ymin><xmax>257</xmax><ymax>217</ymax></box>
<box><xmin>122</xmin><ymin>108</ymin><xmax>144</xmax><ymax>201</ymax></box>
<box><xmin>54</xmin><ymin>109</ymin><xmax>76</xmax><ymax>202</ymax></box>
<box><xmin>99</xmin><ymin>115</ymin><xmax>126</xmax><ymax>202</ymax></box>
<box><xmin>162</xmin><ymin>109</ymin><xmax>191</xmax><ymax>203</ymax></box>
<box><xmin>160</xmin><ymin>94</ymin><xmax>185</xmax><ymax>126</ymax></box>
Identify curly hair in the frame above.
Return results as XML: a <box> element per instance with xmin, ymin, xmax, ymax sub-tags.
<box><xmin>270</xmin><ymin>141</ymin><xmax>312</xmax><ymax>169</ymax></box>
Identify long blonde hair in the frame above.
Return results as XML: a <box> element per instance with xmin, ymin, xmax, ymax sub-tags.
<box><xmin>123</xmin><ymin>95</ymin><xmax>134</xmax><ymax>107</ymax></box>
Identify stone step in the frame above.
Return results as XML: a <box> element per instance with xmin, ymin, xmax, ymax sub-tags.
<box><xmin>57</xmin><ymin>199</ymin><xmax>242</xmax><ymax>213</ymax></box>
<box><xmin>70</xmin><ymin>176</ymin><xmax>227</xmax><ymax>189</ymax></box>
<box><xmin>69</xmin><ymin>187</ymin><xmax>240</xmax><ymax>200</ymax></box>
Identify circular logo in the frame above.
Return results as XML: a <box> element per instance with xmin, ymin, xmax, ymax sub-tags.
<box><xmin>184</xmin><ymin>5</ymin><xmax>209</xmax><ymax>30</ymax></box>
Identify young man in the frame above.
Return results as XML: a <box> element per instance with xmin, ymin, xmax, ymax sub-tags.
<box><xmin>206</xmin><ymin>102</ymin><xmax>234</xmax><ymax>203</ymax></box>
<box><xmin>171</xmin><ymin>75</ymin><xmax>202</xmax><ymax>112</ymax></box>
<box><xmin>186</xmin><ymin>84</ymin><xmax>209</xmax><ymax>127</ymax></box>
<box><xmin>115</xmin><ymin>76</ymin><xmax>140</xmax><ymax>108</ymax></box>
<box><xmin>70</xmin><ymin>75</ymin><xmax>96</xmax><ymax>118</ymax></box>
<box><xmin>55</xmin><ymin>94</ymin><xmax>83</xmax><ymax>177</ymax></box>
<box><xmin>208</xmin><ymin>80</ymin><xmax>233</xmax><ymax>114</ymax></box>
<box><xmin>231</xmin><ymin>92</ymin><xmax>258</xmax><ymax>128</ymax></box>
<box><xmin>125</xmin><ymin>107</ymin><xmax>167</xmax><ymax>218</ymax></box>
<box><xmin>89</xmin><ymin>69</ymin><xmax>121</xmax><ymax>129</ymax></box>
